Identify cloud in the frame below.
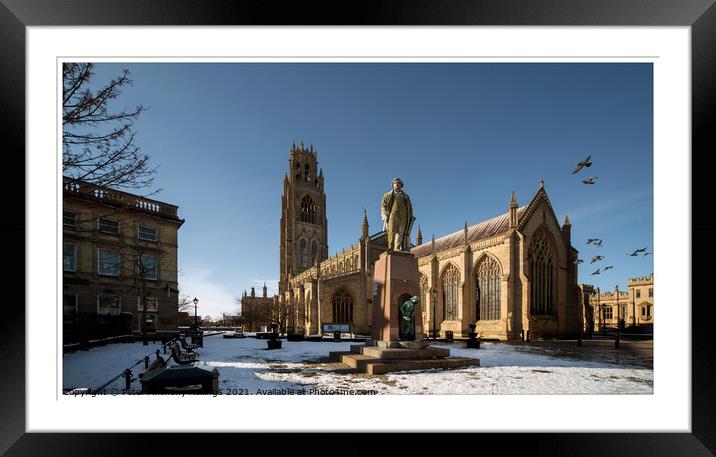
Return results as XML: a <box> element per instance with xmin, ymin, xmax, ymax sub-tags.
<box><xmin>179</xmin><ymin>264</ymin><xmax>239</xmax><ymax>319</ymax></box>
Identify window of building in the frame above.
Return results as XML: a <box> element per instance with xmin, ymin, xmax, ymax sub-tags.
<box><xmin>98</xmin><ymin>217</ymin><xmax>120</xmax><ymax>234</ymax></box>
<box><xmin>476</xmin><ymin>256</ymin><xmax>501</xmax><ymax>321</ymax></box>
<box><xmin>97</xmin><ymin>294</ymin><xmax>121</xmax><ymax>315</ymax></box>
<box><xmin>332</xmin><ymin>287</ymin><xmax>354</xmax><ymax>323</ymax></box>
<box><xmin>647</xmin><ymin>305</ymin><xmax>652</xmax><ymax>318</ymax></box>
<box><xmin>648</xmin><ymin>288</ymin><xmax>653</xmax><ymax>298</ymax></box>
<box><xmin>311</xmin><ymin>241</ymin><xmax>318</xmax><ymax>265</ymax></box>
<box><xmin>636</xmin><ymin>289</ymin><xmax>641</xmax><ymax>298</ymax></box>
<box><xmin>139</xmin><ymin>255</ymin><xmax>158</xmax><ymax>280</ymax></box>
<box><xmin>143</xmin><ymin>313</ymin><xmax>157</xmax><ymax>331</ymax></box>
<box><xmin>641</xmin><ymin>306</ymin><xmax>646</xmax><ymax>317</ymax></box>
<box><xmin>63</xmin><ymin>243</ymin><xmax>77</xmax><ymax>272</ymax></box>
<box><xmin>441</xmin><ymin>264</ymin><xmax>460</xmax><ymax>321</ymax></box>
<box><xmin>529</xmin><ymin>228</ymin><xmax>556</xmax><ymax>316</ymax></box>
<box><xmin>63</xmin><ymin>293</ymin><xmax>77</xmax><ymax>323</ymax></box>
<box><xmin>300</xmin><ymin>195</ymin><xmax>316</xmax><ymax>224</ymax></box>
<box><xmin>138</xmin><ymin>297</ymin><xmax>159</xmax><ymax>312</ymax></box>
<box><xmin>604</xmin><ymin>306</ymin><xmax>613</xmax><ymax>319</ymax></box>
<box><xmin>63</xmin><ymin>210</ymin><xmax>76</xmax><ymax>227</ymax></box>
<box><xmin>98</xmin><ymin>248</ymin><xmax>121</xmax><ymax>276</ymax></box>
<box><xmin>138</xmin><ymin>225</ymin><xmax>158</xmax><ymax>241</ymax></box>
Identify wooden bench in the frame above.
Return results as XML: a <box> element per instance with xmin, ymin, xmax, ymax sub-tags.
<box><xmin>171</xmin><ymin>341</ymin><xmax>198</xmax><ymax>365</ymax></box>
<box><xmin>179</xmin><ymin>337</ymin><xmax>198</xmax><ymax>352</ymax></box>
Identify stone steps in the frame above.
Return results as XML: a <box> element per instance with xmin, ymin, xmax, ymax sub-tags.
<box><xmin>329</xmin><ymin>348</ymin><xmax>480</xmax><ymax>375</ymax></box>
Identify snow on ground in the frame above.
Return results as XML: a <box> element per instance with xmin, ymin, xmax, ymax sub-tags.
<box><xmin>63</xmin><ymin>335</ymin><xmax>653</xmax><ymax>394</ymax></box>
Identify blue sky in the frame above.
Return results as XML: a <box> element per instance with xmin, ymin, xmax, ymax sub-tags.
<box><xmin>83</xmin><ymin>63</ymin><xmax>653</xmax><ymax>318</ymax></box>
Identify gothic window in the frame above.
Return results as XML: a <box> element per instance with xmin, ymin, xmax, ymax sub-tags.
<box><xmin>339</xmin><ymin>261</ymin><xmax>344</xmax><ymax>273</ymax></box>
<box><xmin>304</xmin><ymin>163</ymin><xmax>310</xmax><ymax>182</ymax></box>
<box><xmin>311</xmin><ymin>241</ymin><xmax>318</xmax><ymax>265</ymax></box>
<box><xmin>636</xmin><ymin>289</ymin><xmax>641</xmax><ymax>298</ymax></box>
<box><xmin>441</xmin><ymin>264</ymin><xmax>460</xmax><ymax>321</ymax></box>
<box><xmin>300</xmin><ymin>195</ymin><xmax>316</xmax><ymax>223</ymax></box>
<box><xmin>332</xmin><ymin>288</ymin><xmax>354</xmax><ymax>323</ymax></box>
<box><xmin>529</xmin><ymin>228</ymin><xmax>557</xmax><ymax>316</ymax></box>
<box><xmin>475</xmin><ymin>255</ymin><xmax>501</xmax><ymax>321</ymax></box>
<box><xmin>300</xmin><ymin>239</ymin><xmax>308</xmax><ymax>267</ymax></box>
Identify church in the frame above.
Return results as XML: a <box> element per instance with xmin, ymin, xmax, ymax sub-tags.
<box><xmin>279</xmin><ymin>143</ymin><xmax>581</xmax><ymax>340</ymax></box>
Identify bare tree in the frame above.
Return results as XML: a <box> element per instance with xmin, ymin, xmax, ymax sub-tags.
<box><xmin>63</xmin><ymin>63</ymin><xmax>157</xmax><ymax>191</ymax></box>
<box><xmin>177</xmin><ymin>295</ymin><xmax>194</xmax><ymax>314</ymax></box>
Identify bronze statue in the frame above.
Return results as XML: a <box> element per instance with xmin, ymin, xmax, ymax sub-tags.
<box><xmin>399</xmin><ymin>296</ymin><xmax>419</xmax><ymax>340</ymax></box>
<box><xmin>381</xmin><ymin>178</ymin><xmax>415</xmax><ymax>252</ymax></box>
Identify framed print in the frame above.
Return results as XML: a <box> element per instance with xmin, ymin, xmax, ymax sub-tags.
<box><xmin>3</xmin><ymin>0</ymin><xmax>715</xmax><ymax>454</ymax></box>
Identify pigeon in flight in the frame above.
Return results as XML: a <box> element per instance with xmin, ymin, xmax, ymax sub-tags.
<box><xmin>593</xmin><ymin>240</ymin><xmax>603</xmax><ymax>247</ymax></box>
<box><xmin>582</xmin><ymin>176</ymin><xmax>598</xmax><ymax>184</ymax></box>
<box><xmin>642</xmin><ymin>252</ymin><xmax>652</xmax><ymax>256</ymax></box>
<box><xmin>573</xmin><ymin>259</ymin><xmax>584</xmax><ymax>264</ymax></box>
<box><xmin>590</xmin><ymin>255</ymin><xmax>604</xmax><ymax>264</ymax></box>
<box><xmin>604</xmin><ymin>265</ymin><xmax>614</xmax><ymax>270</ymax></box>
<box><xmin>591</xmin><ymin>269</ymin><xmax>601</xmax><ymax>275</ymax></box>
<box><xmin>636</xmin><ymin>247</ymin><xmax>647</xmax><ymax>253</ymax></box>
<box><xmin>572</xmin><ymin>155</ymin><xmax>592</xmax><ymax>175</ymax></box>
<box><xmin>586</xmin><ymin>238</ymin><xmax>602</xmax><ymax>245</ymax></box>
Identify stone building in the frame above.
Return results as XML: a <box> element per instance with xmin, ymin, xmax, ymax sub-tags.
<box><xmin>62</xmin><ymin>177</ymin><xmax>184</xmax><ymax>343</ymax></box>
<box><xmin>579</xmin><ymin>274</ymin><xmax>654</xmax><ymax>332</ymax></box>
<box><xmin>280</xmin><ymin>144</ymin><xmax>581</xmax><ymax>340</ymax></box>
<box><xmin>239</xmin><ymin>284</ymin><xmax>279</xmax><ymax>332</ymax></box>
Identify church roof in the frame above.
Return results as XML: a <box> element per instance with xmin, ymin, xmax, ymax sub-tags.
<box><xmin>411</xmin><ymin>206</ymin><xmax>528</xmax><ymax>258</ymax></box>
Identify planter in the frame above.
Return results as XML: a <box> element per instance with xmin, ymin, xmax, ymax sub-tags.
<box><xmin>267</xmin><ymin>340</ymin><xmax>282</xmax><ymax>350</ymax></box>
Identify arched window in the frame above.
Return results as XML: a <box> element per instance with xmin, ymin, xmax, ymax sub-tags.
<box><xmin>476</xmin><ymin>255</ymin><xmax>501</xmax><ymax>321</ymax></box>
<box><xmin>311</xmin><ymin>241</ymin><xmax>318</xmax><ymax>265</ymax></box>
<box><xmin>332</xmin><ymin>288</ymin><xmax>354</xmax><ymax>323</ymax></box>
<box><xmin>300</xmin><ymin>195</ymin><xmax>316</xmax><ymax>223</ymax></box>
<box><xmin>300</xmin><ymin>239</ymin><xmax>308</xmax><ymax>267</ymax></box>
<box><xmin>339</xmin><ymin>261</ymin><xmax>344</xmax><ymax>273</ymax></box>
<box><xmin>441</xmin><ymin>264</ymin><xmax>460</xmax><ymax>321</ymax></box>
<box><xmin>529</xmin><ymin>228</ymin><xmax>556</xmax><ymax>316</ymax></box>
<box><xmin>304</xmin><ymin>163</ymin><xmax>310</xmax><ymax>181</ymax></box>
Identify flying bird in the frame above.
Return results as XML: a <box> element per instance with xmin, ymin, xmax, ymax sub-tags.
<box><xmin>642</xmin><ymin>252</ymin><xmax>652</xmax><ymax>256</ymax></box>
<box><xmin>573</xmin><ymin>259</ymin><xmax>584</xmax><ymax>264</ymax></box>
<box><xmin>572</xmin><ymin>155</ymin><xmax>592</xmax><ymax>175</ymax></box>
<box><xmin>636</xmin><ymin>247</ymin><xmax>648</xmax><ymax>253</ymax></box>
<box><xmin>627</xmin><ymin>249</ymin><xmax>644</xmax><ymax>256</ymax></box>
<box><xmin>591</xmin><ymin>269</ymin><xmax>601</xmax><ymax>275</ymax></box>
<box><xmin>590</xmin><ymin>255</ymin><xmax>604</xmax><ymax>264</ymax></box>
<box><xmin>586</xmin><ymin>238</ymin><xmax>602</xmax><ymax>245</ymax></box>
<box><xmin>582</xmin><ymin>176</ymin><xmax>598</xmax><ymax>184</ymax></box>
<box><xmin>604</xmin><ymin>265</ymin><xmax>614</xmax><ymax>270</ymax></box>
<box><xmin>593</xmin><ymin>240</ymin><xmax>603</xmax><ymax>247</ymax></box>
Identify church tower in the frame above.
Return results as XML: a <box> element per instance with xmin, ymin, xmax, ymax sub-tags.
<box><xmin>279</xmin><ymin>142</ymin><xmax>328</xmax><ymax>295</ymax></box>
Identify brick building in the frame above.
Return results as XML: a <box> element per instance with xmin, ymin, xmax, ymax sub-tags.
<box><xmin>62</xmin><ymin>177</ymin><xmax>184</xmax><ymax>343</ymax></box>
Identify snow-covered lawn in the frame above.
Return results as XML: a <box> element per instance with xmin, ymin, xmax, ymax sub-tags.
<box><xmin>63</xmin><ymin>335</ymin><xmax>653</xmax><ymax>394</ymax></box>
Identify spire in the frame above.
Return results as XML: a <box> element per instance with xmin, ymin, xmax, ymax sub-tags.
<box><xmin>539</xmin><ymin>179</ymin><xmax>544</xmax><ymax>189</ymax></box>
<box><xmin>509</xmin><ymin>191</ymin><xmax>519</xmax><ymax>228</ymax></box>
<box><xmin>431</xmin><ymin>234</ymin><xmax>436</xmax><ymax>253</ymax></box>
<box><xmin>464</xmin><ymin>221</ymin><xmax>469</xmax><ymax>245</ymax></box>
<box><xmin>361</xmin><ymin>208</ymin><xmax>369</xmax><ymax>239</ymax></box>
<box><xmin>263</xmin><ymin>282</ymin><xmax>267</xmax><ymax>298</ymax></box>
<box><xmin>563</xmin><ymin>214</ymin><xmax>571</xmax><ymax>226</ymax></box>
<box><xmin>416</xmin><ymin>225</ymin><xmax>423</xmax><ymax>246</ymax></box>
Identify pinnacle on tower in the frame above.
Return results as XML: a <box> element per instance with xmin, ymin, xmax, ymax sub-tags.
<box><xmin>416</xmin><ymin>225</ymin><xmax>423</xmax><ymax>246</ymax></box>
<box><xmin>509</xmin><ymin>191</ymin><xmax>519</xmax><ymax>228</ymax></box>
<box><xmin>509</xmin><ymin>191</ymin><xmax>518</xmax><ymax>208</ymax></box>
<box><xmin>361</xmin><ymin>208</ymin><xmax>369</xmax><ymax>239</ymax></box>
<box><xmin>431</xmin><ymin>234</ymin><xmax>436</xmax><ymax>253</ymax></box>
<box><xmin>563</xmin><ymin>214</ymin><xmax>571</xmax><ymax>226</ymax></box>
<box><xmin>464</xmin><ymin>221</ymin><xmax>469</xmax><ymax>245</ymax></box>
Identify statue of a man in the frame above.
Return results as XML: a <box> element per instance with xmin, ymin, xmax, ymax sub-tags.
<box><xmin>381</xmin><ymin>178</ymin><xmax>415</xmax><ymax>252</ymax></box>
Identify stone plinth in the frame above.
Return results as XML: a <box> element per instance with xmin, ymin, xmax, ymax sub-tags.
<box><xmin>371</xmin><ymin>251</ymin><xmax>424</xmax><ymax>342</ymax></box>
<box><xmin>328</xmin><ymin>344</ymin><xmax>480</xmax><ymax>375</ymax></box>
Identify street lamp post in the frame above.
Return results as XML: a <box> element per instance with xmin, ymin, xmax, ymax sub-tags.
<box><xmin>432</xmin><ymin>288</ymin><xmax>438</xmax><ymax>340</ymax></box>
<box><xmin>193</xmin><ymin>297</ymin><xmax>199</xmax><ymax>331</ymax></box>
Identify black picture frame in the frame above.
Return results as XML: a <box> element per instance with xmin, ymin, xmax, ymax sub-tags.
<box><xmin>2</xmin><ymin>0</ymin><xmax>713</xmax><ymax>454</ymax></box>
